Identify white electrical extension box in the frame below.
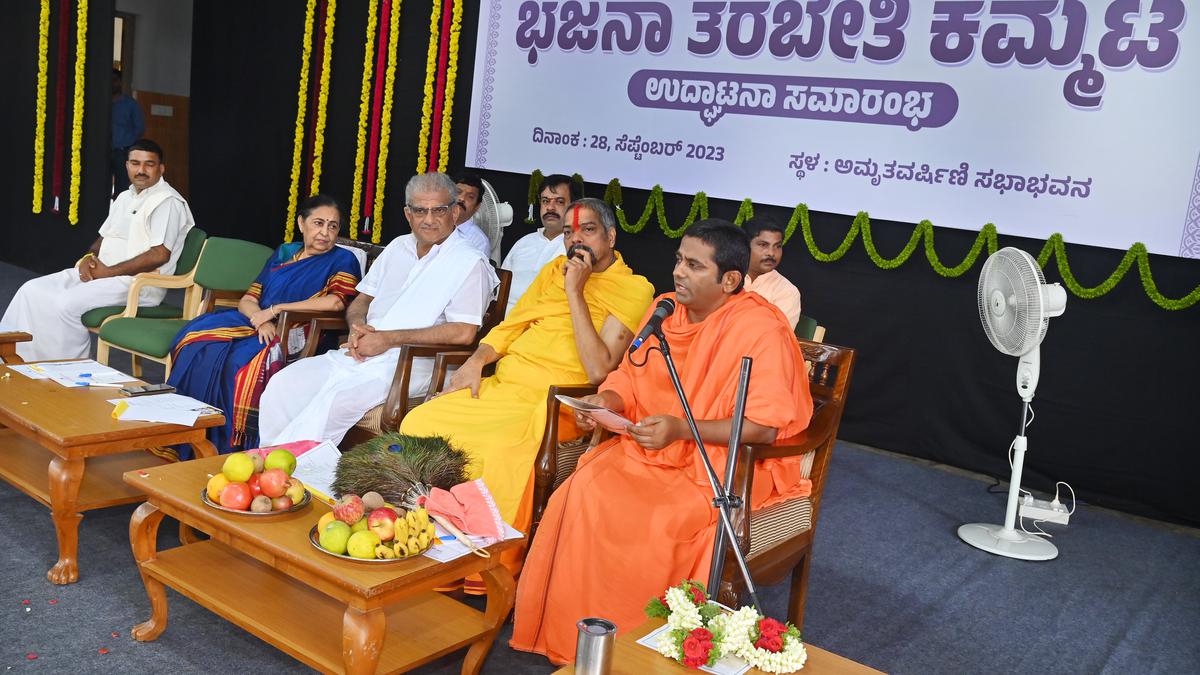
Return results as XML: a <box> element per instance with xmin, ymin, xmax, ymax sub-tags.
<box><xmin>1020</xmin><ymin>497</ymin><xmax>1070</xmax><ymax>525</ymax></box>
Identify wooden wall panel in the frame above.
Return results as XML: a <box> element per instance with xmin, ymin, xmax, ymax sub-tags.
<box><xmin>133</xmin><ymin>91</ymin><xmax>189</xmax><ymax>198</ymax></box>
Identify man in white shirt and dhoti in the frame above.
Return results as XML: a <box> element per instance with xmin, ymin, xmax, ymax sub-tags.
<box><xmin>500</xmin><ymin>173</ymin><xmax>578</xmax><ymax>315</ymax></box>
<box><xmin>2</xmin><ymin>139</ymin><xmax>194</xmax><ymax>361</ymax></box>
<box><xmin>258</xmin><ymin>172</ymin><xmax>498</xmax><ymax>447</ymax></box>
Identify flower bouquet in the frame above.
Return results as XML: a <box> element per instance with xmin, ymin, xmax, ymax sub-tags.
<box><xmin>643</xmin><ymin>580</ymin><xmax>807</xmax><ymax>673</ymax></box>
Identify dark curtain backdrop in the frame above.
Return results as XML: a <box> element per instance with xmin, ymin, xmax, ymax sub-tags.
<box><xmin>3</xmin><ymin>1</ymin><xmax>1198</xmax><ymax>525</ymax></box>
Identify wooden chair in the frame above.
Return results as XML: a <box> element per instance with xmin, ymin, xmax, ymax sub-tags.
<box><xmin>711</xmin><ymin>340</ymin><xmax>855</xmax><ymax>630</ymax></box>
<box><xmin>95</xmin><ymin>237</ymin><xmax>273</xmax><ymax>379</ymax></box>
<box><xmin>281</xmin><ymin>267</ymin><xmax>513</xmax><ymax>449</ymax></box>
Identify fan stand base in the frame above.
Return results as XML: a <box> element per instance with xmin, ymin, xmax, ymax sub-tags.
<box><xmin>957</xmin><ymin>523</ymin><xmax>1058</xmax><ymax>561</ymax></box>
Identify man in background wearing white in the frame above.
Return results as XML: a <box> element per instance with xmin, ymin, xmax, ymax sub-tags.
<box><xmin>452</xmin><ymin>172</ymin><xmax>495</xmax><ymax>260</ymax></box>
<box><xmin>500</xmin><ymin>173</ymin><xmax>580</xmax><ymax>315</ymax></box>
<box><xmin>2</xmin><ymin>139</ymin><xmax>193</xmax><ymax>360</ymax></box>
<box><xmin>742</xmin><ymin>216</ymin><xmax>802</xmax><ymax>330</ymax></box>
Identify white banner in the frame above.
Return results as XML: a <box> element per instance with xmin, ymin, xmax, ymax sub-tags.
<box><xmin>464</xmin><ymin>1</ymin><xmax>1200</xmax><ymax>258</ymax></box>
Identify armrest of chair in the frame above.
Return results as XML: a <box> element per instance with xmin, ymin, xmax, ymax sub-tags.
<box><xmin>120</xmin><ymin>271</ymin><xmax>196</xmax><ymax>318</ymax></box>
<box><xmin>377</xmin><ymin>343</ymin><xmax>477</xmax><ymax>432</ymax></box>
<box><xmin>276</xmin><ymin>309</ymin><xmax>347</xmax><ymax>359</ymax></box>
<box><xmin>531</xmin><ymin>384</ymin><xmax>600</xmax><ymax>531</ymax></box>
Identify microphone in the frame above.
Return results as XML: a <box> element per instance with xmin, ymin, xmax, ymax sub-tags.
<box><xmin>629</xmin><ymin>298</ymin><xmax>676</xmax><ymax>354</ymax></box>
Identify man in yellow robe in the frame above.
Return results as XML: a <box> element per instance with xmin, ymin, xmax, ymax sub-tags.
<box><xmin>400</xmin><ymin>197</ymin><xmax>654</xmax><ymax>588</ymax></box>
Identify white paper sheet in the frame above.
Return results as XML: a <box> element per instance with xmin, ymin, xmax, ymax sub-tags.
<box><xmin>108</xmin><ymin>393</ymin><xmax>220</xmax><ymax>426</ymax></box>
<box><xmin>291</xmin><ymin>441</ymin><xmax>342</xmax><ymax>502</ymax></box>
<box><xmin>555</xmin><ymin>395</ymin><xmax>634</xmax><ymax>434</ymax></box>
<box><xmin>635</xmin><ymin>622</ymin><xmax>752</xmax><ymax>675</ymax></box>
<box><xmin>19</xmin><ymin>359</ymin><xmax>139</xmax><ymax>387</ymax></box>
<box><xmin>421</xmin><ymin>522</ymin><xmax>524</xmax><ymax>563</ymax></box>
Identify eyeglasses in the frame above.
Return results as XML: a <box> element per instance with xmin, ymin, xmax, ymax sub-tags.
<box><xmin>406</xmin><ymin>202</ymin><xmax>455</xmax><ymax>217</ymax></box>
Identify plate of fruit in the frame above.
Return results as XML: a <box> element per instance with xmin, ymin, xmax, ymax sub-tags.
<box><xmin>309</xmin><ymin>492</ymin><xmax>439</xmax><ymax>562</ymax></box>
<box><xmin>202</xmin><ymin>448</ymin><xmax>311</xmax><ymax>515</ymax></box>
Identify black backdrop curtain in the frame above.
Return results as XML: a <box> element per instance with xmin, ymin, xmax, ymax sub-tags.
<box><xmin>2</xmin><ymin>1</ymin><xmax>1197</xmax><ymax>524</ymax></box>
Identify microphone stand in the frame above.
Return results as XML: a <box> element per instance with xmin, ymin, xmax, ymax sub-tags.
<box><xmin>652</xmin><ymin>327</ymin><xmax>762</xmax><ymax>614</ymax></box>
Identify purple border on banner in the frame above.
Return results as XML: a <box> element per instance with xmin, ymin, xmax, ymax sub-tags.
<box><xmin>473</xmin><ymin>1</ymin><xmax>504</xmax><ymax>168</ymax></box>
<box><xmin>1181</xmin><ymin>151</ymin><xmax>1200</xmax><ymax>259</ymax></box>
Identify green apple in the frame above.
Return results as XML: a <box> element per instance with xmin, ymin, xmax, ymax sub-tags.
<box><xmin>346</xmin><ymin>530</ymin><xmax>382</xmax><ymax>559</ymax></box>
<box><xmin>264</xmin><ymin>449</ymin><xmax>298</xmax><ymax>476</ymax></box>
<box><xmin>350</xmin><ymin>517</ymin><xmax>370</xmax><ymax>533</ymax></box>
<box><xmin>319</xmin><ymin>521</ymin><xmax>352</xmax><ymax>555</ymax></box>
<box><xmin>222</xmin><ymin>453</ymin><xmax>255</xmax><ymax>483</ymax></box>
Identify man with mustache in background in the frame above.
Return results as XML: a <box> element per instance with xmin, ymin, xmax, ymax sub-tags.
<box><xmin>2</xmin><ymin>138</ymin><xmax>194</xmax><ymax>360</ymax></box>
<box><xmin>741</xmin><ymin>216</ymin><xmax>802</xmax><ymax>330</ymax></box>
<box><xmin>501</xmin><ymin>173</ymin><xmax>580</xmax><ymax>315</ymax></box>
<box><xmin>401</xmin><ymin>197</ymin><xmax>653</xmax><ymax>593</ymax></box>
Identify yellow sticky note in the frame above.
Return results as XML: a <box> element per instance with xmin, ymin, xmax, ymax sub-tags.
<box><xmin>111</xmin><ymin>400</ymin><xmax>129</xmax><ymax>420</ymax></box>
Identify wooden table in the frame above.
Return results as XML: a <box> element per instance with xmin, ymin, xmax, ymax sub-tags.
<box><xmin>554</xmin><ymin>618</ymin><xmax>883</xmax><ymax>675</ymax></box>
<box><xmin>0</xmin><ymin>361</ymin><xmax>222</xmax><ymax>584</ymax></box>
<box><xmin>124</xmin><ymin>454</ymin><xmax>524</xmax><ymax>675</ymax></box>
<box><xmin>0</xmin><ymin>331</ymin><xmax>32</xmax><ymax>363</ymax></box>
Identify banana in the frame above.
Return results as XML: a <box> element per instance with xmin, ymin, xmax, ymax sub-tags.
<box><xmin>393</xmin><ymin>540</ymin><xmax>409</xmax><ymax>557</ymax></box>
<box><xmin>407</xmin><ymin>536</ymin><xmax>421</xmax><ymax>555</ymax></box>
<box><xmin>405</xmin><ymin>510</ymin><xmax>420</xmax><ymax>532</ymax></box>
<box><xmin>418</xmin><ymin>531</ymin><xmax>431</xmax><ymax>550</ymax></box>
<box><xmin>414</xmin><ymin>506</ymin><xmax>429</xmax><ymax>527</ymax></box>
<box><xmin>394</xmin><ymin>520</ymin><xmax>409</xmax><ymax>542</ymax></box>
<box><xmin>425</xmin><ymin>522</ymin><xmax>437</xmax><ymax>540</ymax></box>
<box><xmin>375</xmin><ymin>544</ymin><xmax>396</xmax><ymax>560</ymax></box>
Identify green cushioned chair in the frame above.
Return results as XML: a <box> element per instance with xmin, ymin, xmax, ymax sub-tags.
<box><xmin>794</xmin><ymin>314</ymin><xmax>826</xmax><ymax>343</ymax></box>
<box><xmin>82</xmin><ymin>227</ymin><xmax>207</xmax><ymax>331</ymax></box>
<box><xmin>97</xmin><ymin>237</ymin><xmax>273</xmax><ymax>380</ymax></box>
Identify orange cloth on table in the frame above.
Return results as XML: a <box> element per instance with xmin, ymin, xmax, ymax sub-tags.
<box><xmin>744</xmin><ymin>269</ymin><xmax>802</xmax><ymax>330</ymax></box>
<box><xmin>510</xmin><ymin>291</ymin><xmax>814</xmax><ymax>665</ymax></box>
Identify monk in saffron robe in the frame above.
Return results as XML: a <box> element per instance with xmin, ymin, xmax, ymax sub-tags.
<box><xmin>511</xmin><ymin>220</ymin><xmax>814</xmax><ymax>664</ymax></box>
<box><xmin>400</xmin><ymin>198</ymin><xmax>653</xmax><ymax>590</ymax></box>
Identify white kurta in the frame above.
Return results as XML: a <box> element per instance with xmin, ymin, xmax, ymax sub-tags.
<box><xmin>1</xmin><ymin>179</ymin><xmax>193</xmax><ymax>361</ymax></box>
<box><xmin>500</xmin><ymin>228</ymin><xmax>565</xmax><ymax>315</ymax></box>
<box><xmin>457</xmin><ymin>218</ymin><xmax>494</xmax><ymax>261</ymax></box>
<box><xmin>258</xmin><ymin>229</ymin><xmax>498</xmax><ymax>447</ymax></box>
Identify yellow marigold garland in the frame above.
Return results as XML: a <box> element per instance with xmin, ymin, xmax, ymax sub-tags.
<box><xmin>415</xmin><ymin>0</ymin><xmax>443</xmax><ymax>174</ymax></box>
<box><xmin>308</xmin><ymin>0</ymin><xmax>337</xmax><ymax>196</ymax></box>
<box><xmin>67</xmin><ymin>0</ymin><xmax>88</xmax><ymax>225</ymax></box>
<box><xmin>348</xmin><ymin>0</ymin><xmax>380</xmax><ymax>240</ymax></box>
<box><xmin>284</xmin><ymin>0</ymin><xmax>318</xmax><ymax>243</ymax></box>
<box><xmin>436</xmin><ymin>0</ymin><xmax>464</xmax><ymax>173</ymax></box>
<box><xmin>32</xmin><ymin>0</ymin><xmax>50</xmax><ymax>213</ymax></box>
<box><xmin>370</xmin><ymin>0</ymin><xmax>402</xmax><ymax>243</ymax></box>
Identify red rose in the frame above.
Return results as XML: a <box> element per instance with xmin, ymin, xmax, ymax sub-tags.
<box><xmin>758</xmin><ymin>617</ymin><xmax>787</xmax><ymax>638</ymax></box>
<box><xmin>688</xmin><ymin>585</ymin><xmax>706</xmax><ymax>606</ymax></box>
<box><xmin>682</xmin><ymin>632</ymin><xmax>714</xmax><ymax>668</ymax></box>
<box><xmin>658</xmin><ymin>593</ymin><xmax>668</xmax><ymax>607</ymax></box>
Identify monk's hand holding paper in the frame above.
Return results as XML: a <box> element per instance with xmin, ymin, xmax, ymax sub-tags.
<box><xmin>627</xmin><ymin>414</ymin><xmax>687</xmax><ymax>450</ymax></box>
<box><xmin>572</xmin><ymin>393</ymin><xmax>608</xmax><ymax>432</ymax></box>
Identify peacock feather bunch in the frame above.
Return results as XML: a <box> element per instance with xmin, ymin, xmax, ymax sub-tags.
<box><xmin>331</xmin><ymin>433</ymin><xmax>469</xmax><ymax>504</ymax></box>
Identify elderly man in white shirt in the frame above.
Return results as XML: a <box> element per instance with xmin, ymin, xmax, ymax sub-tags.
<box><xmin>451</xmin><ymin>172</ymin><xmax>494</xmax><ymax>261</ymax></box>
<box><xmin>2</xmin><ymin>139</ymin><xmax>194</xmax><ymax>361</ymax></box>
<box><xmin>258</xmin><ymin>172</ymin><xmax>498</xmax><ymax>447</ymax></box>
<box><xmin>500</xmin><ymin>173</ymin><xmax>579</xmax><ymax>315</ymax></box>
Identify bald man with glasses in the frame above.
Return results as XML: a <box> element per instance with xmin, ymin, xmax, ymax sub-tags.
<box><xmin>258</xmin><ymin>172</ymin><xmax>498</xmax><ymax>447</ymax></box>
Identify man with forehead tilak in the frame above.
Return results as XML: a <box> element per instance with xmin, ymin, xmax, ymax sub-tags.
<box><xmin>401</xmin><ymin>197</ymin><xmax>654</xmax><ymax>592</ymax></box>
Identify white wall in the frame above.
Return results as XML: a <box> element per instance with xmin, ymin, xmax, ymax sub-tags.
<box><xmin>116</xmin><ymin>0</ymin><xmax>193</xmax><ymax>96</ymax></box>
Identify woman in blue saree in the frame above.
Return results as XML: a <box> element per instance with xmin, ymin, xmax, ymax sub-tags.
<box><xmin>167</xmin><ymin>195</ymin><xmax>360</xmax><ymax>457</ymax></box>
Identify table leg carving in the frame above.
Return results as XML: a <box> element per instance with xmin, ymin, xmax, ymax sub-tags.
<box><xmin>461</xmin><ymin>564</ymin><xmax>516</xmax><ymax>675</ymax></box>
<box><xmin>342</xmin><ymin>605</ymin><xmax>386</xmax><ymax>675</ymax></box>
<box><xmin>46</xmin><ymin>456</ymin><xmax>85</xmax><ymax>584</ymax></box>
<box><xmin>130</xmin><ymin>502</ymin><xmax>169</xmax><ymax>641</ymax></box>
<box><xmin>191</xmin><ymin>437</ymin><xmax>219</xmax><ymax>459</ymax></box>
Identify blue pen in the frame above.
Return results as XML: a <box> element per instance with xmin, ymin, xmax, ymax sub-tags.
<box><xmin>79</xmin><ymin>372</ymin><xmax>92</xmax><ymax>378</ymax></box>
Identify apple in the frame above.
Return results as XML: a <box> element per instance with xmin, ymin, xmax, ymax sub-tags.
<box><xmin>350</xmin><ymin>517</ymin><xmax>370</xmax><ymax>533</ymax></box>
<box><xmin>246</xmin><ymin>473</ymin><xmax>263</xmax><ymax>497</ymax></box>
<box><xmin>283</xmin><ymin>478</ymin><xmax>306</xmax><ymax>504</ymax></box>
<box><xmin>332</xmin><ymin>494</ymin><xmax>365</xmax><ymax>524</ymax></box>
<box><xmin>220</xmin><ymin>482</ymin><xmax>252</xmax><ymax>510</ymax></box>
<box><xmin>264</xmin><ymin>448</ymin><xmax>297</xmax><ymax>476</ymax></box>
<box><xmin>250</xmin><ymin>495</ymin><xmax>273</xmax><ymax>513</ymax></box>
<box><xmin>367</xmin><ymin>508</ymin><xmax>399</xmax><ymax>542</ymax></box>
<box><xmin>222</xmin><ymin>453</ymin><xmax>255</xmax><ymax>483</ymax></box>
<box><xmin>271</xmin><ymin>496</ymin><xmax>294</xmax><ymax>511</ymax></box>
<box><xmin>319</xmin><ymin>521</ymin><xmax>352</xmax><ymax>555</ymax></box>
<box><xmin>260</xmin><ymin>468</ymin><xmax>289</xmax><ymax>498</ymax></box>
